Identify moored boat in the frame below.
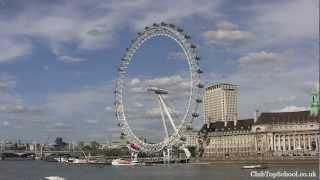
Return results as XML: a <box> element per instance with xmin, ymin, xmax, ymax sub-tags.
<box><xmin>69</xmin><ymin>158</ymin><xmax>88</xmax><ymax>164</ymax></box>
<box><xmin>44</xmin><ymin>176</ymin><xmax>65</xmax><ymax>180</ymax></box>
<box><xmin>111</xmin><ymin>158</ymin><xmax>139</xmax><ymax>166</ymax></box>
<box><xmin>242</xmin><ymin>164</ymin><xmax>268</xmax><ymax>169</ymax></box>
<box><xmin>53</xmin><ymin>157</ymin><xmax>68</xmax><ymax>163</ymax></box>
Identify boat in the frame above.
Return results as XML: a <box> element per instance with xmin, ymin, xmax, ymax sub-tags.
<box><xmin>53</xmin><ymin>157</ymin><xmax>68</xmax><ymax>163</ymax></box>
<box><xmin>44</xmin><ymin>176</ymin><xmax>65</xmax><ymax>180</ymax></box>
<box><xmin>68</xmin><ymin>158</ymin><xmax>88</xmax><ymax>164</ymax></box>
<box><xmin>242</xmin><ymin>164</ymin><xmax>268</xmax><ymax>169</ymax></box>
<box><xmin>111</xmin><ymin>158</ymin><xmax>139</xmax><ymax>166</ymax></box>
<box><xmin>67</xmin><ymin>151</ymin><xmax>99</xmax><ymax>164</ymax></box>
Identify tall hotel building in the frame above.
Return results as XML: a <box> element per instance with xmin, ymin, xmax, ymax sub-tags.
<box><xmin>204</xmin><ymin>83</ymin><xmax>239</xmax><ymax>126</ymax></box>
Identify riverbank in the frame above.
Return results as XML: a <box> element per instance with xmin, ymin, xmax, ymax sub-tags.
<box><xmin>193</xmin><ymin>159</ymin><xmax>319</xmax><ymax>164</ymax></box>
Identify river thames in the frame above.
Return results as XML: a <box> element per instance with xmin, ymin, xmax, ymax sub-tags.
<box><xmin>0</xmin><ymin>161</ymin><xmax>318</xmax><ymax>180</ymax></box>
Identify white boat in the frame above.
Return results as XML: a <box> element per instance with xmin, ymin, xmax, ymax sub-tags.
<box><xmin>67</xmin><ymin>151</ymin><xmax>98</xmax><ymax>164</ymax></box>
<box><xmin>111</xmin><ymin>158</ymin><xmax>139</xmax><ymax>166</ymax></box>
<box><xmin>70</xmin><ymin>158</ymin><xmax>88</xmax><ymax>164</ymax></box>
<box><xmin>44</xmin><ymin>176</ymin><xmax>65</xmax><ymax>180</ymax></box>
<box><xmin>242</xmin><ymin>164</ymin><xmax>267</xmax><ymax>169</ymax></box>
<box><xmin>53</xmin><ymin>157</ymin><xmax>68</xmax><ymax>163</ymax></box>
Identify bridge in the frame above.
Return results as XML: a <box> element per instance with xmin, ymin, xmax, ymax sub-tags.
<box><xmin>0</xmin><ymin>150</ymin><xmax>83</xmax><ymax>160</ymax></box>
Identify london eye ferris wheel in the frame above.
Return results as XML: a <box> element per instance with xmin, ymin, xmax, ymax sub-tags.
<box><xmin>114</xmin><ymin>22</ymin><xmax>204</xmax><ymax>156</ymax></box>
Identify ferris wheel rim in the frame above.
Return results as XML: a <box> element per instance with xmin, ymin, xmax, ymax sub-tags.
<box><xmin>115</xmin><ymin>23</ymin><xmax>203</xmax><ymax>153</ymax></box>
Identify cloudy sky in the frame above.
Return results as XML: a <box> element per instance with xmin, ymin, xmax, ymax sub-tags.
<box><xmin>0</xmin><ymin>0</ymin><xmax>318</xmax><ymax>143</ymax></box>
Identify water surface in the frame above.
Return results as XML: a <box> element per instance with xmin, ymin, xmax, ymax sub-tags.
<box><xmin>0</xmin><ymin>161</ymin><xmax>318</xmax><ymax>180</ymax></box>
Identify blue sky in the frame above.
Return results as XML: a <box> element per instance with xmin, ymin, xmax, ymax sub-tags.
<box><xmin>0</xmin><ymin>0</ymin><xmax>318</xmax><ymax>143</ymax></box>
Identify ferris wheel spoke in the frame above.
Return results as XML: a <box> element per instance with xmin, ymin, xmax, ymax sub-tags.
<box><xmin>158</xmin><ymin>95</ymin><xmax>169</xmax><ymax>139</ymax></box>
<box><xmin>158</xmin><ymin>94</ymin><xmax>178</xmax><ymax>134</ymax></box>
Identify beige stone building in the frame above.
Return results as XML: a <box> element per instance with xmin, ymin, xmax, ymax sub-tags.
<box><xmin>201</xmin><ymin>119</ymin><xmax>256</xmax><ymax>159</ymax></box>
<box><xmin>183</xmin><ymin>129</ymin><xmax>199</xmax><ymax>147</ymax></box>
<box><xmin>252</xmin><ymin>111</ymin><xmax>319</xmax><ymax>157</ymax></box>
<box><xmin>201</xmin><ymin>111</ymin><xmax>319</xmax><ymax>159</ymax></box>
<box><xmin>204</xmin><ymin>83</ymin><xmax>238</xmax><ymax>126</ymax></box>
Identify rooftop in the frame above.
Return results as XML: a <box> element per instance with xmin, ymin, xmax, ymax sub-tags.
<box><xmin>206</xmin><ymin>83</ymin><xmax>238</xmax><ymax>91</ymax></box>
<box><xmin>206</xmin><ymin>119</ymin><xmax>254</xmax><ymax>132</ymax></box>
<box><xmin>255</xmin><ymin>110</ymin><xmax>319</xmax><ymax>125</ymax></box>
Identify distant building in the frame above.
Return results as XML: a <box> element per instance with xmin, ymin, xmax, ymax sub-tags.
<box><xmin>183</xmin><ymin>129</ymin><xmax>199</xmax><ymax>147</ymax></box>
<box><xmin>108</xmin><ymin>138</ymin><xmax>127</xmax><ymax>149</ymax></box>
<box><xmin>204</xmin><ymin>83</ymin><xmax>238</xmax><ymax>126</ymax></box>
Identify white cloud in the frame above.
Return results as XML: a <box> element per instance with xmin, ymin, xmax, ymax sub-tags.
<box><xmin>105</xmin><ymin>106</ymin><xmax>112</xmax><ymax>111</ymax></box>
<box><xmin>54</xmin><ymin>122</ymin><xmax>65</xmax><ymax>127</ymax></box>
<box><xmin>0</xmin><ymin>38</ymin><xmax>32</xmax><ymax>62</ymax></box>
<box><xmin>274</xmin><ymin>106</ymin><xmax>307</xmax><ymax>112</ymax></box>
<box><xmin>43</xmin><ymin>65</ymin><xmax>49</xmax><ymax>71</ymax></box>
<box><xmin>129</xmin><ymin>75</ymin><xmax>189</xmax><ymax>91</ymax></box>
<box><xmin>134</xmin><ymin>102</ymin><xmax>144</xmax><ymax>108</ymax></box>
<box><xmin>85</xmin><ymin>119</ymin><xmax>100</xmax><ymax>124</ymax></box>
<box><xmin>127</xmin><ymin>75</ymin><xmax>190</xmax><ymax>100</ymax></box>
<box><xmin>58</xmin><ymin>55</ymin><xmax>87</xmax><ymax>64</ymax></box>
<box><xmin>2</xmin><ymin>121</ymin><xmax>9</xmax><ymax>126</ymax></box>
<box><xmin>234</xmin><ymin>51</ymin><xmax>292</xmax><ymax>77</ymax></box>
<box><xmin>202</xmin><ymin>21</ymin><xmax>255</xmax><ymax>46</ymax></box>
<box><xmin>142</xmin><ymin>75</ymin><xmax>189</xmax><ymax>89</ymax></box>
<box><xmin>276</xmin><ymin>96</ymin><xmax>296</xmax><ymax>103</ymax></box>
<box><xmin>0</xmin><ymin>74</ymin><xmax>23</xmax><ymax>114</ymax></box>
<box><xmin>248</xmin><ymin>0</ymin><xmax>317</xmax><ymax>46</ymax></box>
<box><xmin>238</xmin><ymin>51</ymin><xmax>285</xmax><ymax>65</ymax></box>
<box><xmin>0</xmin><ymin>74</ymin><xmax>16</xmax><ymax>90</ymax></box>
<box><xmin>143</xmin><ymin>106</ymin><xmax>181</xmax><ymax>120</ymax></box>
<box><xmin>129</xmin><ymin>78</ymin><xmax>141</xmax><ymax>86</ymax></box>
<box><xmin>215</xmin><ymin>21</ymin><xmax>238</xmax><ymax>30</ymax></box>
<box><xmin>0</xmin><ymin>0</ymin><xmax>221</xmax><ymax>62</ymax></box>
<box><xmin>131</xmin><ymin>0</ymin><xmax>220</xmax><ymax>30</ymax></box>
<box><xmin>168</xmin><ymin>51</ymin><xmax>185</xmax><ymax>61</ymax></box>
<box><xmin>47</xmin><ymin>84</ymin><xmax>112</xmax><ymax>115</ymax></box>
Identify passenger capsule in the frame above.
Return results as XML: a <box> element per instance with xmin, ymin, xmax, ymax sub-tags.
<box><xmin>177</xmin><ymin>28</ymin><xmax>183</xmax><ymax>32</ymax></box>
<box><xmin>192</xmin><ymin>113</ymin><xmax>199</xmax><ymax>117</ymax></box>
<box><xmin>197</xmin><ymin>83</ymin><xmax>204</xmax><ymax>88</ymax></box>
<box><xmin>197</xmin><ymin>69</ymin><xmax>203</xmax><ymax>74</ymax></box>
<box><xmin>190</xmin><ymin>44</ymin><xmax>197</xmax><ymax>49</ymax></box>
<box><xmin>169</xmin><ymin>24</ymin><xmax>176</xmax><ymax>28</ymax></box>
<box><xmin>161</xmin><ymin>22</ymin><xmax>167</xmax><ymax>26</ymax></box>
<box><xmin>118</xmin><ymin>67</ymin><xmax>125</xmax><ymax>72</ymax></box>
